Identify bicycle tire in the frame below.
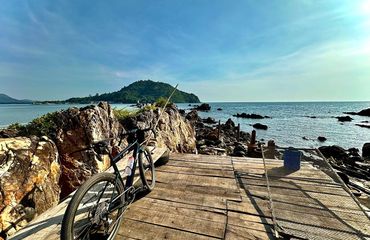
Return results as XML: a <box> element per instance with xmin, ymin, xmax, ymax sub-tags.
<box><xmin>138</xmin><ymin>147</ymin><xmax>155</xmax><ymax>191</ymax></box>
<box><xmin>61</xmin><ymin>172</ymin><xmax>125</xmax><ymax>240</ymax></box>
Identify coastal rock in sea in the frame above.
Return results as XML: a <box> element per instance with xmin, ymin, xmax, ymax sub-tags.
<box><xmin>319</xmin><ymin>145</ymin><xmax>348</xmax><ymax>160</ymax></box>
<box><xmin>233</xmin><ymin>113</ymin><xmax>269</xmax><ymax>119</ymax></box>
<box><xmin>194</xmin><ymin>103</ymin><xmax>211</xmax><ymax>111</ymax></box>
<box><xmin>217</xmin><ymin>108</ymin><xmax>222</xmax><ymax>111</ymax></box>
<box><xmin>122</xmin><ymin>105</ymin><xmax>196</xmax><ymax>153</ymax></box>
<box><xmin>224</xmin><ymin>118</ymin><xmax>235</xmax><ymax>129</ymax></box>
<box><xmin>203</xmin><ymin>117</ymin><xmax>217</xmax><ymax>124</ymax></box>
<box><xmin>363</xmin><ymin>143</ymin><xmax>370</xmax><ymax>160</ymax></box>
<box><xmin>54</xmin><ymin>102</ymin><xmax>122</xmax><ymax>198</ymax></box>
<box><xmin>185</xmin><ymin>110</ymin><xmax>201</xmax><ymax>123</ymax></box>
<box><xmin>305</xmin><ymin>116</ymin><xmax>317</xmax><ymax>119</ymax></box>
<box><xmin>344</xmin><ymin>108</ymin><xmax>370</xmax><ymax>117</ymax></box>
<box><xmin>356</xmin><ymin>124</ymin><xmax>370</xmax><ymax>129</ymax></box>
<box><xmin>0</xmin><ymin>137</ymin><xmax>60</xmax><ymax>237</ymax></box>
<box><xmin>336</xmin><ymin>116</ymin><xmax>353</xmax><ymax>122</ymax></box>
<box><xmin>253</xmin><ymin>123</ymin><xmax>268</xmax><ymax>130</ymax></box>
<box><xmin>318</xmin><ymin>136</ymin><xmax>327</xmax><ymax>142</ymax></box>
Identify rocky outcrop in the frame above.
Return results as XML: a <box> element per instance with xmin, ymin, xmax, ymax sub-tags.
<box><xmin>233</xmin><ymin>113</ymin><xmax>270</xmax><ymax>119</ymax></box>
<box><xmin>318</xmin><ymin>136</ymin><xmax>327</xmax><ymax>142</ymax></box>
<box><xmin>122</xmin><ymin>105</ymin><xmax>196</xmax><ymax>153</ymax></box>
<box><xmin>319</xmin><ymin>145</ymin><xmax>348</xmax><ymax>161</ymax></box>
<box><xmin>253</xmin><ymin>123</ymin><xmax>268</xmax><ymax>130</ymax></box>
<box><xmin>193</xmin><ymin>103</ymin><xmax>211</xmax><ymax>111</ymax></box>
<box><xmin>335</xmin><ymin>116</ymin><xmax>353</xmax><ymax>122</ymax></box>
<box><xmin>363</xmin><ymin>143</ymin><xmax>370</xmax><ymax>160</ymax></box>
<box><xmin>0</xmin><ymin>137</ymin><xmax>60</xmax><ymax>237</ymax></box>
<box><xmin>53</xmin><ymin>102</ymin><xmax>123</xmax><ymax>198</ymax></box>
<box><xmin>344</xmin><ymin>108</ymin><xmax>370</xmax><ymax>117</ymax></box>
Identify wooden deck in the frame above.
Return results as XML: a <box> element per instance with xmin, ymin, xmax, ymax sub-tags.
<box><xmin>11</xmin><ymin>153</ymin><xmax>370</xmax><ymax>240</ymax></box>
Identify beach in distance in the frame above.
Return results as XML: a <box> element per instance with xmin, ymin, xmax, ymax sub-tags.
<box><xmin>1</xmin><ymin>101</ymin><xmax>369</xmax><ymax>151</ymax></box>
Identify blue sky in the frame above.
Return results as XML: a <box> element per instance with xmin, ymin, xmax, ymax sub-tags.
<box><xmin>0</xmin><ymin>0</ymin><xmax>369</xmax><ymax>101</ymax></box>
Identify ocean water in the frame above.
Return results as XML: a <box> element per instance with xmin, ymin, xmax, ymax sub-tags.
<box><xmin>177</xmin><ymin>102</ymin><xmax>370</xmax><ymax>150</ymax></box>
<box><xmin>0</xmin><ymin>102</ymin><xmax>369</xmax><ymax>150</ymax></box>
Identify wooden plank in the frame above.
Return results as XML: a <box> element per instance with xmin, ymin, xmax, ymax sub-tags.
<box><xmin>157</xmin><ymin>165</ymin><xmax>235</xmax><ymax>178</ymax></box>
<box><xmin>224</xmin><ymin>224</ymin><xmax>274</xmax><ymax>240</ymax></box>
<box><xmin>129</xmin><ymin>198</ymin><xmax>226</xmax><ymax>223</ymax></box>
<box><xmin>118</xmin><ymin>218</ymin><xmax>218</xmax><ymax>240</ymax></box>
<box><xmin>123</xmin><ymin>203</ymin><xmax>226</xmax><ymax>238</ymax></box>
<box><xmin>166</xmin><ymin>159</ymin><xmax>234</xmax><ymax>171</ymax></box>
<box><xmin>146</xmin><ymin>182</ymin><xmax>229</xmax><ymax>209</ymax></box>
<box><xmin>155</xmin><ymin>171</ymin><xmax>240</xmax><ymax>193</ymax></box>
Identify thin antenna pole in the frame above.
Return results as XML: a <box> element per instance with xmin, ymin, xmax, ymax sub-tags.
<box><xmin>261</xmin><ymin>145</ymin><xmax>280</xmax><ymax>238</ymax></box>
<box><xmin>141</xmin><ymin>84</ymin><xmax>179</xmax><ymax>146</ymax></box>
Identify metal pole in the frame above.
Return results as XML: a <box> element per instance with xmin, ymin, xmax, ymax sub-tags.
<box><xmin>261</xmin><ymin>145</ymin><xmax>280</xmax><ymax>238</ymax></box>
<box><xmin>237</xmin><ymin>123</ymin><xmax>240</xmax><ymax>141</ymax></box>
<box><xmin>217</xmin><ymin>120</ymin><xmax>221</xmax><ymax>140</ymax></box>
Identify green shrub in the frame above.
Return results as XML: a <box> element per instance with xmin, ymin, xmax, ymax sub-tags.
<box><xmin>154</xmin><ymin>97</ymin><xmax>171</xmax><ymax>108</ymax></box>
<box><xmin>7</xmin><ymin>112</ymin><xmax>59</xmax><ymax>137</ymax></box>
<box><xmin>113</xmin><ymin>108</ymin><xmax>138</xmax><ymax>121</ymax></box>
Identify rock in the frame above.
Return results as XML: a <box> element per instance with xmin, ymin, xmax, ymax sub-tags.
<box><xmin>0</xmin><ymin>128</ymin><xmax>19</xmax><ymax>138</ymax></box>
<box><xmin>336</xmin><ymin>116</ymin><xmax>353</xmax><ymax>122</ymax></box>
<box><xmin>203</xmin><ymin>117</ymin><xmax>217</xmax><ymax>124</ymax></box>
<box><xmin>302</xmin><ymin>136</ymin><xmax>309</xmax><ymax>140</ymax></box>
<box><xmin>232</xmin><ymin>143</ymin><xmax>248</xmax><ymax>157</ymax></box>
<box><xmin>122</xmin><ymin>105</ymin><xmax>196</xmax><ymax>154</ymax></box>
<box><xmin>344</xmin><ymin>108</ymin><xmax>370</xmax><ymax>117</ymax></box>
<box><xmin>217</xmin><ymin>108</ymin><xmax>222</xmax><ymax>111</ymax></box>
<box><xmin>224</xmin><ymin>118</ymin><xmax>235</xmax><ymax>129</ymax></box>
<box><xmin>233</xmin><ymin>113</ymin><xmax>267</xmax><ymax>119</ymax></box>
<box><xmin>363</xmin><ymin>143</ymin><xmax>370</xmax><ymax>159</ymax></box>
<box><xmin>185</xmin><ymin>110</ymin><xmax>201</xmax><ymax>123</ymax></box>
<box><xmin>318</xmin><ymin>136</ymin><xmax>327</xmax><ymax>142</ymax></box>
<box><xmin>54</xmin><ymin>102</ymin><xmax>122</xmax><ymax>198</ymax></box>
<box><xmin>194</xmin><ymin>103</ymin><xmax>211</xmax><ymax>111</ymax></box>
<box><xmin>252</xmin><ymin>123</ymin><xmax>268</xmax><ymax>130</ymax></box>
<box><xmin>0</xmin><ymin>137</ymin><xmax>60</xmax><ymax>236</ymax></box>
<box><xmin>178</xmin><ymin>109</ymin><xmax>185</xmax><ymax>115</ymax></box>
<box><xmin>305</xmin><ymin>116</ymin><xmax>317</xmax><ymax>119</ymax></box>
<box><xmin>319</xmin><ymin>145</ymin><xmax>348</xmax><ymax>160</ymax></box>
<box><xmin>361</xmin><ymin>120</ymin><xmax>369</xmax><ymax>123</ymax></box>
<box><xmin>356</xmin><ymin>124</ymin><xmax>370</xmax><ymax>129</ymax></box>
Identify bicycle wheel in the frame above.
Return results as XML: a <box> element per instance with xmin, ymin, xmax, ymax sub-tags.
<box><xmin>138</xmin><ymin>147</ymin><xmax>155</xmax><ymax>191</ymax></box>
<box><xmin>61</xmin><ymin>172</ymin><xmax>125</xmax><ymax>240</ymax></box>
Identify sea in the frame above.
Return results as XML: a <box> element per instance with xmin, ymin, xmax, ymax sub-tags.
<box><xmin>0</xmin><ymin>102</ymin><xmax>369</xmax><ymax>151</ymax></box>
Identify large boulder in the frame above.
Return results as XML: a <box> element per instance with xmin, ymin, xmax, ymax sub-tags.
<box><xmin>319</xmin><ymin>145</ymin><xmax>348</xmax><ymax>160</ymax></box>
<box><xmin>54</xmin><ymin>102</ymin><xmax>123</xmax><ymax>198</ymax></box>
<box><xmin>122</xmin><ymin>105</ymin><xmax>196</xmax><ymax>153</ymax></box>
<box><xmin>344</xmin><ymin>108</ymin><xmax>370</xmax><ymax>117</ymax></box>
<box><xmin>0</xmin><ymin>137</ymin><xmax>60</xmax><ymax>237</ymax></box>
<box><xmin>194</xmin><ymin>103</ymin><xmax>211</xmax><ymax>111</ymax></box>
<box><xmin>363</xmin><ymin>143</ymin><xmax>370</xmax><ymax>160</ymax></box>
<box><xmin>253</xmin><ymin>123</ymin><xmax>268</xmax><ymax>130</ymax></box>
<box><xmin>185</xmin><ymin>110</ymin><xmax>201</xmax><ymax>123</ymax></box>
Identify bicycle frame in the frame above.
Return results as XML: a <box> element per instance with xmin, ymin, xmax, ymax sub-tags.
<box><xmin>104</xmin><ymin>138</ymin><xmax>146</xmax><ymax>213</ymax></box>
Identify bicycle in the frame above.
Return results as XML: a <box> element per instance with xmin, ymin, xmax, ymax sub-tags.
<box><xmin>61</xmin><ymin>127</ymin><xmax>156</xmax><ymax>240</ymax></box>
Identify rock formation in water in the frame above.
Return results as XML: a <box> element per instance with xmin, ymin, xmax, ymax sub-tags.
<box><xmin>0</xmin><ymin>137</ymin><xmax>60</xmax><ymax>237</ymax></box>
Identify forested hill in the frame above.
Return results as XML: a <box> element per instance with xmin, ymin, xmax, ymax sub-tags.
<box><xmin>0</xmin><ymin>94</ymin><xmax>32</xmax><ymax>104</ymax></box>
<box><xmin>65</xmin><ymin>80</ymin><xmax>200</xmax><ymax>103</ymax></box>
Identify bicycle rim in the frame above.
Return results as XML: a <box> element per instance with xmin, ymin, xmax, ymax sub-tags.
<box><xmin>70</xmin><ymin>176</ymin><xmax>124</xmax><ymax>240</ymax></box>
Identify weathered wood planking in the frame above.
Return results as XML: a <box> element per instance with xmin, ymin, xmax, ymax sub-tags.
<box><xmin>233</xmin><ymin>156</ymin><xmax>370</xmax><ymax>240</ymax></box>
<box><xmin>10</xmin><ymin>152</ymin><xmax>370</xmax><ymax>240</ymax></box>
